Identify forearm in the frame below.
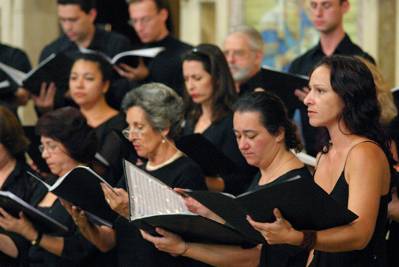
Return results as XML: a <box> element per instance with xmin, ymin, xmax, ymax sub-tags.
<box><xmin>37</xmin><ymin>234</ymin><xmax>64</xmax><ymax>256</ymax></box>
<box><xmin>184</xmin><ymin>243</ymin><xmax>261</xmax><ymax>267</ymax></box>
<box><xmin>0</xmin><ymin>234</ymin><xmax>18</xmax><ymax>258</ymax></box>
<box><xmin>79</xmin><ymin>224</ymin><xmax>116</xmax><ymax>252</ymax></box>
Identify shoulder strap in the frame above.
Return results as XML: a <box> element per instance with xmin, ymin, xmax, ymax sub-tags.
<box><xmin>343</xmin><ymin>140</ymin><xmax>378</xmax><ymax>171</ymax></box>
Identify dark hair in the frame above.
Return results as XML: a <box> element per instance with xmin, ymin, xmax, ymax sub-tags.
<box><xmin>311</xmin><ymin>55</ymin><xmax>391</xmax><ymax>155</ymax></box>
<box><xmin>72</xmin><ymin>52</ymin><xmax>113</xmax><ymax>82</ymax></box>
<box><xmin>0</xmin><ymin>107</ymin><xmax>29</xmax><ymax>158</ymax></box>
<box><xmin>183</xmin><ymin>44</ymin><xmax>237</xmax><ymax>127</ymax></box>
<box><xmin>57</xmin><ymin>0</ymin><xmax>96</xmax><ymax>13</ymax></box>
<box><xmin>233</xmin><ymin>91</ymin><xmax>302</xmax><ymax>152</ymax></box>
<box><xmin>122</xmin><ymin>83</ymin><xmax>184</xmax><ymax>140</ymax></box>
<box><xmin>36</xmin><ymin>107</ymin><xmax>97</xmax><ymax>164</ymax></box>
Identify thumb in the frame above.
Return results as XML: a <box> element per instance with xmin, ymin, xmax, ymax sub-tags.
<box><xmin>273</xmin><ymin>208</ymin><xmax>283</xmax><ymax>221</ymax></box>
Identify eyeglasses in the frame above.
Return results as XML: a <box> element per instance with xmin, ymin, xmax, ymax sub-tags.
<box><xmin>38</xmin><ymin>143</ymin><xmax>59</xmax><ymax>154</ymax></box>
<box><xmin>122</xmin><ymin>125</ymin><xmax>145</xmax><ymax>139</ymax></box>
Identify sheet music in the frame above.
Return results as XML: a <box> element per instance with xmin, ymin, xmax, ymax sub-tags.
<box><xmin>123</xmin><ymin>160</ymin><xmax>192</xmax><ymax>221</ymax></box>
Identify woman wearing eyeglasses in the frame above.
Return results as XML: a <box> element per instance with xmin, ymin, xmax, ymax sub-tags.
<box><xmin>0</xmin><ymin>107</ymin><xmax>110</xmax><ymax>266</ymax></box>
<box><xmin>0</xmin><ymin>106</ymin><xmax>39</xmax><ymax>266</ymax></box>
<box><xmin>182</xmin><ymin>44</ymin><xmax>257</xmax><ymax>194</ymax></box>
<box><xmin>64</xmin><ymin>83</ymin><xmax>208</xmax><ymax>267</ymax></box>
<box><xmin>69</xmin><ymin>53</ymin><xmax>128</xmax><ymax>183</ymax></box>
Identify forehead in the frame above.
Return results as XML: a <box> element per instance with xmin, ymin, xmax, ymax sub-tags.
<box><xmin>129</xmin><ymin>0</ymin><xmax>158</xmax><ymax>17</ymax></box>
<box><xmin>126</xmin><ymin>106</ymin><xmax>150</xmax><ymax>124</ymax></box>
<box><xmin>233</xmin><ymin>111</ymin><xmax>263</xmax><ymax>128</ymax></box>
<box><xmin>40</xmin><ymin>136</ymin><xmax>58</xmax><ymax>144</ymax></box>
<box><xmin>309</xmin><ymin>0</ymin><xmax>341</xmax><ymax>5</ymax></box>
<box><xmin>224</xmin><ymin>33</ymin><xmax>251</xmax><ymax>50</ymax></box>
<box><xmin>58</xmin><ymin>4</ymin><xmax>86</xmax><ymax>18</ymax></box>
<box><xmin>183</xmin><ymin>60</ymin><xmax>207</xmax><ymax>72</ymax></box>
<box><xmin>72</xmin><ymin>59</ymin><xmax>100</xmax><ymax>72</ymax></box>
<box><xmin>309</xmin><ymin>65</ymin><xmax>331</xmax><ymax>85</ymax></box>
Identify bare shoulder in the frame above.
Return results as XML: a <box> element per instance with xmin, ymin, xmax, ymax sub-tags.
<box><xmin>348</xmin><ymin>141</ymin><xmax>388</xmax><ymax>165</ymax></box>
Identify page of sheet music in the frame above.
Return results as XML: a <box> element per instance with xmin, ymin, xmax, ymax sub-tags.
<box><xmin>124</xmin><ymin>160</ymin><xmax>193</xmax><ymax>221</ymax></box>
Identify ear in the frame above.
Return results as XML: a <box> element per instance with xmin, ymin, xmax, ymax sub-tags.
<box><xmin>88</xmin><ymin>8</ymin><xmax>97</xmax><ymax>23</ymax></box>
<box><xmin>341</xmin><ymin>0</ymin><xmax>350</xmax><ymax>14</ymax></box>
<box><xmin>102</xmin><ymin>80</ymin><xmax>110</xmax><ymax>94</ymax></box>
<box><xmin>159</xmin><ymin>8</ymin><xmax>168</xmax><ymax>24</ymax></box>
<box><xmin>160</xmin><ymin>127</ymin><xmax>170</xmax><ymax>139</ymax></box>
<box><xmin>254</xmin><ymin>50</ymin><xmax>264</xmax><ymax>68</ymax></box>
<box><xmin>275</xmin><ymin>127</ymin><xmax>285</xmax><ymax>143</ymax></box>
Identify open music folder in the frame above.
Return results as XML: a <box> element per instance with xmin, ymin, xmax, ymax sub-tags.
<box><xmin>123</xmin><ymin>160</ymin><xmax>358</xmax><ymax>245</ymax></box>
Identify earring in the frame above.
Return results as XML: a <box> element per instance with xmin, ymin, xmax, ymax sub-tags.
<box><xmin>161</xmin><ymin>137</ymin><xmax>166</xmax><ymax>144</ymax></box>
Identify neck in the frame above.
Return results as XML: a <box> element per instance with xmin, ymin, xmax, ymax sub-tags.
<box><xmin>76</xmin><ymin>24</ymin><xmax>95</xmax><ymax>48</ymax></box>
<box><xmin>201</xmin><ymin>102</ymin><xmax>213</xmax><ymax>119</ymax></box>
<box><xmin>259</xmin><ymin>147</ymin><xmax>297</xmax><ymax>184</ymax></box>
<box><xmin>80</xmin><ymin>98</ymin><xmax>115</xmax><ymax>127</ymax></box>
<box><xmin>153</xmin><ymin>29</ymin><xmax>169</xmax><ymax>43</ymax></box>
<box><xmin>148</xmin><ymin>140</ymin><xmax>178</xmax><ymax>166</ymax></box>
<box><xmin>58</xmin><ymin>162</ymin><xmax>80</xmax><ymax>177</ymax></box>
<box><xmin>326</xmin><ymin>120</ymin><xmax>355</xmax><ymax>151</ymax></box>
<box><xmin>319</xmin><ymin>27</ymin><xmax>345</xmax><ymax>56</ymax></box>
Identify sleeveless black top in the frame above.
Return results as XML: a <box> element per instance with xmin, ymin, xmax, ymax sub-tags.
<box><xmin>310</xmin><ymin>141</ymin><xmax>389</xmax><ymax>267</ymax></box>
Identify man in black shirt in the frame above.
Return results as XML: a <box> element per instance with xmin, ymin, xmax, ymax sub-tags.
<box><xmin>0</xmin><ymin>43</ymin><xmax>32</xmax><ymax>114</ymax></box>
<box><xmin>288</xmin><ymin>0</ymin><xmax>374</xmax><ymax>155</ymax></box>
<box><xmin>223</xmin><ymin>25</ymin><xmax>299</xmax><ymax>117</ymax></box>
<box><xmin>36</xmin><ymin>0</ymin><xmax>134</xmax><ymax>112</ymax></box>
<box><xmin>118</xmin><ymin>0</ymin><xmax>192</xmax><ymax>96</ymax></box>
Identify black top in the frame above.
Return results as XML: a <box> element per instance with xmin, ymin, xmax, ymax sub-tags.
<box><xmin>183</xmin><ymin>113</ymin><xmax>258</xmax><ymax>195</ymax></box>
<box><xmin>143</xmin><ymin>35</ymin><xmax>192</xmax><ymax>96</ymax></box>
<box><xmin>238</xmin><ymin>69</ymin><xmax>300</xmax><ymax>118</ymax></box>
<box><xmin>248</xmin><ymin>167</ymin><xmax>312</xmax><ymax>267</ymax></box>
<box><xmin>0</xmin><ymin>43</ymin><xmax>32</xmax><ymax>113</ymax></box>
<box><xmin>39</xmin><ymin>27</ymin><xmax>133</xmax><ymax>110</ymax></box>
<box><xmin>288</xmin><ymin>34</ymin><xmax>375</xmax><ymax>156</ymax></box>
<box><xmin>0</xmin><ymin>161</ymin><xmax>37</xmax><ymax>267</ymax></box>
<box><xmin>310</xmin><ymin>142</ymin><xmax>389</xmax><ymax>267</ymax></box>
<box><xmin>93</xmin><ymin>112</ymin><xmax>127</xmax><ymax>184</ymax></box>
<box><xmin>115</xmin><ymin>156</ymin><xmax>208</xmax><ymax>267</ymax></box>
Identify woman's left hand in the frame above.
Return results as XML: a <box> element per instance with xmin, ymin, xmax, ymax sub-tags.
<box><xmin>0</xmin><ymin>208</ymin><xmax>38</xmax><ymax>241</ymax></box>
<box><xmin>140</xmin><ymin>227</ymin><xmax>188</xmax><ymax>257</ymax></box>
<box><xmin>100</xmin><ymin>183</ymin><xmax>129</xmax><ymax>219</ymax></box>
<box><xmin>247</xmin><ymin>208</ymin><xmax>302</xmax><ymax>245</ymax></box>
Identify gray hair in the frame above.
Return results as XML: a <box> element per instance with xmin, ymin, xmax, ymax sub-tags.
<box><xmin>122</xmin><ymin>83</ymin><xmax>184</xmax><ymax>139</ymax></box>
<box><xmin>228</xmin><ymin>25</ymin><xmax>264</xmax><ymax>52</ymax></box>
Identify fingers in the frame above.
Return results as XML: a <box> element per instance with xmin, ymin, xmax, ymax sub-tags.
<box><xmin>294</xmin><ymin>87</ymin><xmax>309</xmax><ymax>102</ymax></box>
<box><xmin>273</xmin><ymin>208</ymin><xmax>284</xmax><ymax>222</ymax></box>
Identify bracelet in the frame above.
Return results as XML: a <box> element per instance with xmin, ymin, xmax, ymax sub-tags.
<box><xmin>300</xmin><ymin>230</ymin><xmax>317</xmax><ymax>250</ymax></box>
<box><xmin>179</xmin><ymin>241</ymin><xmax>189</xmax><ymax>256</ymax></box>
<box><xmin>31</xmin><ymin>231</ymin><xmax>43</xmax><ymax>246</ymax></box>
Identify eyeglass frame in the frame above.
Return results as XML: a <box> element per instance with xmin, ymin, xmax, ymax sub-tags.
<box><xmin>38</xmin><ymin>143</ymin><xmax>60</xmax><ymax>154</ymax></box>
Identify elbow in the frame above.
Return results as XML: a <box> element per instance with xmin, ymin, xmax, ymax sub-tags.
<box><xmin>352</xmin><ymin>237</ymin><xmax>371</xmax><ymax>250</ymax></box>
<box><xmin>96</xmin><ymin>241</ymin><xmax>115</xmax><ymax>253</ymax></box>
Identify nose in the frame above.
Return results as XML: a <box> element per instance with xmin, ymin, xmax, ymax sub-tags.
<box><xmin>304</xmin><ymin>89</ymin><xmax>313</xmax><ymax>106</ymax></box>
<box><xmin>238</xmin><ymin>138</ymin><xmax>250</xmax><ymax>151</ymax></box>
<box><xmin>186</xmin><ymin>78</ymin><xmax>194</xmax><ymax>91</ymax></box>
<box><xmin>41</xmin><ymin>148</ymin><xmax>50</xmax><ymax>159</ymax></box>
<box><xmin>313</xmin><ymin>5</ymin><xmax>323</xmax><ymax>17</ymax></box>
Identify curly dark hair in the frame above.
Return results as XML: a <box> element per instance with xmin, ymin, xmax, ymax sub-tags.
<box><xmin>311</xmin><ymin>55</ymin><xmax>391</xmax><ymax>156</ymax></box>
<box><xmin>183</xmin><ymin>44</ymin><xmax>237</xmax><ymax>128</ymax></box>
<box><xmin>233</xmin><ymin>91</ymin><xmax>303</xmax><ymax>152</ymax></box>
<box><xmin>36</xmin><ymin>107</ymin><xmax>97</xmax><ymax>164</ymax></box>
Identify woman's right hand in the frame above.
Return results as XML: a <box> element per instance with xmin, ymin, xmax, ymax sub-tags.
<box><xmin>100</xmin><ymin>184</ymin><xmax>129</xmax><ymax>219</ymax></box>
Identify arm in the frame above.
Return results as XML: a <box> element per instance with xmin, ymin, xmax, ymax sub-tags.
<box><xmin>141</xmin><ymin>227</ymin><xmax>261</xmax><ymax>267</ymax></box>
<box><xmin>0</xmin><ymin>233</ymin><xmax>18</xmax><ymax>258</ymax></box>
<box><xmin>248</xmin><ymin>143</ymin><xmax>390</xmax><ymax>252</ymax></box>
<box><xmin>0</xmin><ymin>208</ymin><xmax>65</xmax><ymax>256</ymax></box>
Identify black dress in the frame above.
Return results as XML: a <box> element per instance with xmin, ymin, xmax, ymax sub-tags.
<box><xmin>310</xmin><ymin>142</ymin><xmax>389</xmax><ymax>267</ymax></box>
<box><xmin>0</xmin><ymin>161</ymin><xmax>38</xmax><ymax>267</ymax></box>
<box><xmin>183</xmin><ymin>113</ymin><xmax>258</xmax><ymax>195</ymax></box>
<box><xmin>114</xmin><ymin>156</ymin><xmax>209</xmax><ymax>267</ymax></box>
<box><xmin>248</xmin><ymin>167</ymin><xmax>312</xmax><ymax>267</ymax></box>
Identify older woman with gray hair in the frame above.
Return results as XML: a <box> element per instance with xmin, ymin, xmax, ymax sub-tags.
<box><xmin>64</xmin><ymin>83</ymin><xmax>207</xmax><ymax>267</ymax></box>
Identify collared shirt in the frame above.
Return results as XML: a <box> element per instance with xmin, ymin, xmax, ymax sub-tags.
<box><xmin>288</xmin><ymin>33</ymin><xmax>375</xmax><ymax>156</ymax></box>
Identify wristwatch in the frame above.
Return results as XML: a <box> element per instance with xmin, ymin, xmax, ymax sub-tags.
<box><xmin>31</xmin><ymin>231</ymin><xmax>43</xmax><ymax>246</ymax></box>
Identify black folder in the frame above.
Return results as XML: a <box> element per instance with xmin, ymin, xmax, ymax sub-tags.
<box><xmin>0</xmin><ymin>191</ymin><xmax>68</xmax><ymax>234</ymax></box>
<box><xmin>175</xmin><ymin>134</ymin><xmax>238</xmax><ymax>177</ymax></box>
<box><xmin>28</xmin><ymin>167</ymin><xmax>118</xmax><ymax>227</ymax></box>
<box><xmin>124</xmin><ymin>160</ymin><xmax>358</xmax><ymax>246</ymax></box>
<box><xmin>260</xmin><ymin>67</ymin><xmax>309</xmax><ymax>92</ymax></box>
<box><xmin>0</xmin><ymin>53</ymin><xmax>72</xmax><ymax>95</ymax></box>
